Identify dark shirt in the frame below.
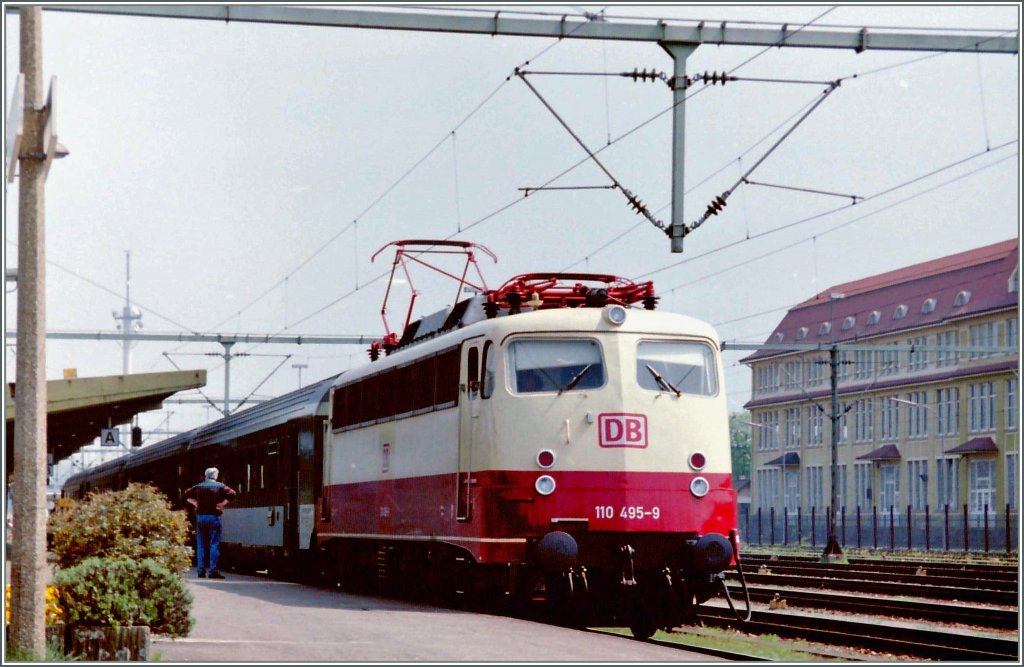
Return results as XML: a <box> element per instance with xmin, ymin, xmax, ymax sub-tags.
<box><xmin>184</xmin><ymin>480</ymin><xmax>238</xmax><ymax>516</ymax></box>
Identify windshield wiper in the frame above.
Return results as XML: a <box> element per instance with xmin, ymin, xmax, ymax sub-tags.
<box><xmin>645</xmin><ymin>364</ymin><xmax>681</xmax><ymax>397</ymax></box>
<box><xmin>559</xmin><ymin>364</ymin><xmax>594</xmax><ymax>395</ymax></box>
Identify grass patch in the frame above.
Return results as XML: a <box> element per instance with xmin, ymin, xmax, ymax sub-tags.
<box><xmin>4</xmin><ymin>640</ymin><xmax>80</xmax><ymax>662</ymax></box>
<box><xmin>592</xmin><ymin>626</ymin><xmax>848</xmax><ymax>661</ymax></box>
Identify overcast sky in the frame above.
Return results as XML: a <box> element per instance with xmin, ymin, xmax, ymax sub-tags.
<box><xmin>3</xmin><ymin>4</ymin><xmax>1020</xmax><ymax>455</ymax></box>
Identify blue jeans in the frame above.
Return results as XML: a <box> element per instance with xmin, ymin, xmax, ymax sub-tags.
<box><xmin>196</xmin><ymin>514</ymin><xmax>222</xmax><ymax>573</ymax></box>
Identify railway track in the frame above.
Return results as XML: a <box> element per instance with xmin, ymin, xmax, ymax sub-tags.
<box><xmin>727</xmin><ymin>567</ymin><xmax>1017</xmax><ymax>605</ymax></box>
<box><xmin>728</xmin><ymin>584</ymin><xmax>1019</xmax><ymax>629</ymax></box>
<box><xmin>697</xmin><ymin>604</ymin><xmax>1019</xmax><ymax>661</ymax></box>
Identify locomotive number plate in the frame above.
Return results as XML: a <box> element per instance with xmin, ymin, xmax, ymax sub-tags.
<box><xmin>595</xmin><ymin>505</ymin><xmax>660</xmax><ymax>520</ymax></box>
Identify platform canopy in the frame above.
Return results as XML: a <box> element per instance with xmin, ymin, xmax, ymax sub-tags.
<box><xmin>5</xmin><ymin>369</ymin><xmax>206</xmax><ymax>471</ymax></box>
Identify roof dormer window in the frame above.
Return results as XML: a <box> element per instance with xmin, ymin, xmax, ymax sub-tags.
<box><xmin>842</xmin><ymin>316</ymin><xmax>856</xmax><ymax>330</ymax></box>
<box><xmin>953</xmin><ymin>290</ymin><xmax>971</xmax><ymax>307</ymax></box>
<box><xmin>867</xmin><ymin>310</ymin><xmax>881</xmax><ymax>325</ymax></box>
<box><xmin>773</xmin><ymin>332</ymin><xmax>784</xmax><ymax>343</ymax></box>
<box><xmin>1010</xmin><ymin>266</ymin><xmax>1019</xmax><ymax>293</ymax></box>
<box><xmin>893</xmin><ymin>304</ymin><xmax>908</xmax><ymax>320</ymax></box>
<box><xmin>921</xmin><ymin>298</ymin><xmax>937</xmax><ymax>314</ymax></box>
<box><xmin>819</xmin><ymin>322</ymin><xmax>832</xmax><ymax>336</ymax></box>
<box><xmin>796</xmin><ymin>326</ymin><xmax>809</xmax><ymax>341</ymax></box>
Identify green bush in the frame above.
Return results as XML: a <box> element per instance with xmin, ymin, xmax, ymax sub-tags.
<box><xmin>53</xmin><ymin>557</ymin><xmax>193</xmax><ymax>637</ymax></box>
<box><xmin>49</xmin><ymin>483</ymin><xmax>191</xmax><ymax>574</ymax></box>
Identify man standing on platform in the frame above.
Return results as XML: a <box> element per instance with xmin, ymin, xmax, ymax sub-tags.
<box><xmin>184</xmin><ymin>467</ymin><xmax>237</xmax><ymax>579</ymax></box>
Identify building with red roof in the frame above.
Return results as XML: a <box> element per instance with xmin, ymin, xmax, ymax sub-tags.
<box><xmin>741</xmin><ymin>239</ymin><xmax>1018</xmax><ymax>547</ymax></box>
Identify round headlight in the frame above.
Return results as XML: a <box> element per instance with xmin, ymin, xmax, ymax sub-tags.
<box><xmin>689</xmin><ymin>451</ymin><xmax>707</xmax><ymax>471</ymax></box>
<box><xmin>690</xmin><ymin>476</ymin><xmax>710</xmax><ymax>498</ymax></box>
<box><xmin>604</xmin><ymin>305</ymin><xmax>627</xmax><ymax>326</ymax></box>
<box><xmin>536</xmin><ymin>449</ymin><xmax>555</xmax><ymax>469</ymax></box>
<box><xmin>535</xmin><ymin>475</ymin><xmax>556</xmax><ymax>496</ymax></box>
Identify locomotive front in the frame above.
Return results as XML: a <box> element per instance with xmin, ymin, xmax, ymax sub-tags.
<box><xmin>475</xmin><ymin>302</ymin><xmax>738</xmax><ymax>637</ymax></box>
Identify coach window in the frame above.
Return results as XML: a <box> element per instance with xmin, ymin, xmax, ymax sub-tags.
<box><xmin>507</xmin><ymin>339</ymin><xmax>605</xmax><ymax>394</ymax></box>
<box><xmin>481</xmin><ymin>341</ymin><xmax>495</xmax><ymax>399</ymax></box>
<box><xmin>636</xmin><ymin>340</ymin><xmax>718</xmax><ymax>396</ymax></box>
<box><xmin>467</xmin><ymin>347</ymin><xmax>480</xmax><ymax>399</ymax></box>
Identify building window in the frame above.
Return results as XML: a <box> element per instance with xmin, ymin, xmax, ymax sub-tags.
<box><xmin>837</xmin><ymin>351</ymin><xmax>850</xmax><ymax>381</ymax></box>
<box><xmin>854</xmin><ymin>462</ymin><xmax>872</xmax><ymax>509</ymax></box>
<box><xmin>842</xmin><ymin>316</ymin><xmax>856</xmax><ymax>331</ymax></box>
<box><xmin>936</xmin><ymin>457</ymin><xmax>960</xmax><ymax>509</ymax></box>
<box><xmin>807</xmin><ymin>466</ymin><xmax>824</xmax><ymax>510</ymax></box>
<box><xmin>921</xmin><ymin>298</ymin><xmax>937</xmax><ymax>314</ymax></box>
<box><xmin>880</xmin><ymin>395</ymin><xmax>900</xmax><ymax>440</ymax></box>
<box><xmin>773</xmin><ymin>332</ymin><xmax>784</xmax><ymax>343</ymax></box>
<box><xmin>784</xmin><ymin>407</ymin><xmax>801</xmax><ymax>450</ymax></box>
<box><xmin>757</xmin><ymin>364</ymin><xmax>780</xmax><ymax>395</ymax></box>
<box><xmin>968</xmin><ymin>458</ymin><xmax>995</xmax><ymax>515</ymax></box>
<box><xmin>854</xmin><ymin>350</ymin><xmax>872</xmax><ymax>379</ymax></box>
<box><xmin>1006</xmin><ymin>317</ymin><xmax>1018</xmax><ymax>351</ymax></box>
<box><xmin>968</xmin><ymin>382</ymin><xmax>996</xmax><ymax>433</ymax></box>
<box><xmin>893</xmin><ymin>304</ymin><xmax>908</xmax><ymax>320</ymax></box>
<box><xmin>783</xmin><ymin>361</ymin><xmax>802</xmax><ymax>390</ymax></box>
<box><xmin>908</xmin><ymin>460</ymin><xmax>929</xmax><ymax>511</ymax></box>
<box><xmin>805</xmin><ymin>357</ymin><xmax>825</xmax><ymax>387</ymax></box>
<box><xmin>867</xmin><ymin>310</ymin><xmax>881</xmax><ymax>325</ymax></box>
<box><xmin>757</xmin><ymin>468</ymin><xmax>781</xmax><ymax>510</ymax></box>
<box><xmin>936</xmin><ymin>330</ymin><xmax>958</xmax><ymax>367</ymax></box>
<box><xmin>837</xmin><ymin>402</ymin><xmax>849</xmax><ymax>444</ymax></box>
<box><xmin>936</xmin><ymin>387</ymin><xmax>959</xmax><ymax>437</ymax></box>
<box><xmin>819</xmin><ymin>321</ymin><xmax>832</xmax><ymax>337</ymax></box>
<box><xmin>907</xmin><ymin>391</ymin><xmax>929</xmax><ymax>439</ymax></box>
<box><xmin>854</xmin><ymin>399</ymin><xmax>874</xmax><ymax>443</ymax></box>
<box><xmin>805</xmin><ymin>405</ymin><xmax>824</xmax><ymax>447</ymax></box>
<box><xmin>757</xmin><ymin>411</ymin><xmax>779</xmax><ymax>451</ymax></box>
<box><xmin>969</xmin><ymin>322</ymin><xmax>997</xmax><ymax>359</ymax></box>
<box><xmin>796</xmin><ymin>326</ymin><xmax>808</xmax><ymax>341</ymax></box>
<box><xmin>1010</xmin><ymin>266</ymin><xmax>1019</xmax><ymax>293</ymax></box>
<box><xmin>878</xmin><ymin>345</ymin><xmax>899</xmax><ymax>376</ymax></box>
<box><xmin>907</xmin><ymin>335</ymin><xmax>928</xmax><ymax>371</ymax></box>
<box><xmin>1007</xmin><ymin>452</ymin><xmax>1018</xmax><ymax>510</ymax></box>
<box><xmin>953</xmin><ymin>290</ymin><xmax>972</xmax><ymax>307</ymax></box>
<box><xmin>1007</xmin><ymin>378</ymin><xmax>1018</xmax><ymax>429</ymax></box>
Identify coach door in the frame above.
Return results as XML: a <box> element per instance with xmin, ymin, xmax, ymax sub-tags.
<box><xmin>457</xmin><ymin>338</ymin><xmax>483</xmax><ymax>522</ymax></box>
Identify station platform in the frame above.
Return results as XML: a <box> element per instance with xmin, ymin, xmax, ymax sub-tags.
<box><xmin>154</xmin><ymin>571</ymin><xmax>711</xmax><ymax>662</ymax></box>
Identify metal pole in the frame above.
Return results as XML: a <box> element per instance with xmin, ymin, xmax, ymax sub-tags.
<box><xmin>222</xmin><ymin>341</ymin><xmax>235</xmax><ymax>416</ymax></box>
<box><xmin>823</xmin><ymin>343</ymin><xmax>843</xmax><ymax>556</ymax></box>
<box><xmin>662</xmin><ymin>43</ymin><xmax>697</xmax><ymax>253</ymax></box>
<box><xmin>10</xmin><ymin>6</ymin><xmax>48</xmax><ymax>657</ymax></box>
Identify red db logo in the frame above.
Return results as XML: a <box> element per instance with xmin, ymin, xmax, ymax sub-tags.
<box><xmin>598</xmin><ymin>413</ymin><xmax>648</xmax><ymax>448</ymax></box>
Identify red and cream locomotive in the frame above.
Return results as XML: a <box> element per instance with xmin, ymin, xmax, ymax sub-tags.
<box><xmin>315</xmin><ymin>241</ymin><xmax>741</xmax><ymax>637</ymax></box>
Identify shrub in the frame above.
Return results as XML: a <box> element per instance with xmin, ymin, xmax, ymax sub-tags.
<box><xmin>53</xmin><ymin>557</ymin><xmax>193</xmax><ymax>637</ymax></box>
<box><xmin>48</xmin><ymin>483</ymin><xmax>191</xmax><ymax>574</ymax></box>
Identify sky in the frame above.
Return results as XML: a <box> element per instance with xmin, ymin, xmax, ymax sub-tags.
<box><xmin>2</xmin><ymin>3</ymin><xmax>1020</xmax><ymax>475</ymax></box>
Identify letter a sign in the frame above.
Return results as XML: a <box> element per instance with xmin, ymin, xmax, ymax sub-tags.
<box><xmin>100</xmin><ymin>427</ymin><xmax>120</xmax><ymax>447</ymax></box>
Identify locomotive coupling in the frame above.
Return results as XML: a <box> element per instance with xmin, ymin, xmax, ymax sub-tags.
<box><xmin>693</xmin><ymin>533</ymin><xmax>733</xmax><ymax>574</ymax></box>
<box><xmin>536</xmin><ymin>531</ymin><xmax>579</xmax><ymax>572</ymax></box>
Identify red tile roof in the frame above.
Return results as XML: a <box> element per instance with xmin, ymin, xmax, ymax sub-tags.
<box><xmin>743</xmin><ymin>239</ymin><xmax>1019</xmax><ymax>362</ymax></box>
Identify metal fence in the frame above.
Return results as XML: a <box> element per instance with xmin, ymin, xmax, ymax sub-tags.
<box><xmin>740</xmin><ymin>504</ymin><xmax>1019</xmax><ymax>553</ymax></box>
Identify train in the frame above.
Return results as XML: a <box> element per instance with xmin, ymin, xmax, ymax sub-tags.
<box><xmin>63</xmin><ymin>240</ymin><xmax>747</xmax><ymax>637</ymax></box>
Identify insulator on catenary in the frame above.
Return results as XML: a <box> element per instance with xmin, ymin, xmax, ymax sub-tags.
<box><xmin>704</xmin><ymin>195</ymin><xmax>727</xmax><ymax>217</ymax></box>
<box><xmin>625</xmin><ymin>67</ymin><xmax>663</xmax><ymax>83</ymax></box>
<box><xmin>627</xmin><ymin>194</ymin><xmax>648</xmax><ymax>215</ymax></box>
<box><xmin>685</xmin><ymin>71</ymin><xmax>731</xmax><ymax>88</ymax></box>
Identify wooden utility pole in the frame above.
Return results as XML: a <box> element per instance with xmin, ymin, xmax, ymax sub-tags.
<box><xmin>10</xmin><ymin>5</ymin><xmax>49</xmax><ymax>658</ymax></box>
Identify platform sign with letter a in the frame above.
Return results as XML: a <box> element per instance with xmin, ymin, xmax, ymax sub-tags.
<box><xmin>100</xmin><ymin>427</ymin><xmax>121</xmax><ymax>447</ymax></box>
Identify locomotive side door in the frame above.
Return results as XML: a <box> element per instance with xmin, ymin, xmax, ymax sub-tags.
<box><xmin>457</xmin><ymin>338</ymin><xmax>484</xmax><ymax>522</ymax></box>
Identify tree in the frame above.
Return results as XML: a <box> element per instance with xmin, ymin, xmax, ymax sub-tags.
<box><xmin>729</xmin><ymin>411</ymin><xmax>752</xmax><ymax>480</ymax></box>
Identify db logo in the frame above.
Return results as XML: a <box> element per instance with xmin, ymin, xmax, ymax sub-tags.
<box><xmin>598</xmin><ymin>413</ymin><xmax>648</xmax><ymax>448</ymax></box>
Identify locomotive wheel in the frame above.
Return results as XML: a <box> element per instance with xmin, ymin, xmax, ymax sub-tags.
<box><xmin>629</xmin><ymin>620</ymin><xmax>658</xmax><ymax>641</ymax></box>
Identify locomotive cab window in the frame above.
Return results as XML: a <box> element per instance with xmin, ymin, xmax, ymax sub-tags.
<box><xmin>636</xmin><ymin>341</ymin><xmax>718</xmax><ymax>396</ymax></box>
<box><xmin>507</xmin><ymin>339</ymin><xmax>605</xmax><ymax>394</ymax></box>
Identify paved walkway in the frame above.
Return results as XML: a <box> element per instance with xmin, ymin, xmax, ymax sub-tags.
<box><xmin>154</xmin><ymin>571</ymin><xmax>714</xmax><ymax>662</ymax></box>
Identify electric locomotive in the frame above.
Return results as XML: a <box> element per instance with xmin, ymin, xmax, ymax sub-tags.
<box><xmin>315</xmin><ymin>241</ymin><xmax>741</xmax><ymax>637</ymax></box>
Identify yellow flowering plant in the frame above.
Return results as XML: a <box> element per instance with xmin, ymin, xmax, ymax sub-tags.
<box><xmin>4</xmin><ymin>584</ymin><xmax>63</xmax><ymax>625</ymax></box>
